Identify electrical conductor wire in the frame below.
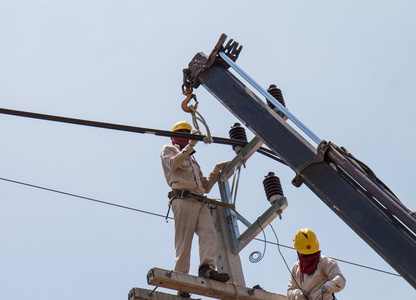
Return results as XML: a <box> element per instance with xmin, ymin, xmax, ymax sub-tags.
<box><xmin>0</xmin><ymin>175</ymin><xmax>401</xmax><ymax>278</ymax></box>
<box><xmin>269</xmin><ymin>223</ymin><xmax>310</xmax><ymax>300</ymax></box>
<box><xmin>0</xmin><ymin>177</ymin><xmax>173</xmax><ymax>220</ymax></box>
<box><xmin>0</xmin><ymin>107</ymin><xmax>285</xmax><ymax>164</ymax></box>
<box><xmin>249</xmin><ymin>219</ymin><xmax>267</xmax><ymax>263</ymax></box>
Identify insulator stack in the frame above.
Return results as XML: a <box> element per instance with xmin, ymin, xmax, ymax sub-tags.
<box><xmin>266</xmin><ymin>84</ymin><xmax>287</xmax><ymax>119</ymax></box>
<box><xmin>263</xmin><ymin>172</ymin><xmax>284</xmax><ymax>204</ymax></box>
<box><xmin>229</xmin><ymin>123</ymin><xmax>248</xmax><ymax>153</ymax></box>
<box><xmin>266</xmin><ymin>84</ymin><xmax>286</xmax><ymax>108</ymax></box>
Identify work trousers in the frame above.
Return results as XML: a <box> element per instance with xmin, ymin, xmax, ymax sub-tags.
<box><xmin>172</xmin><ymin>197</ymin><xmax>217</xmax><ymax>274</ymax></box>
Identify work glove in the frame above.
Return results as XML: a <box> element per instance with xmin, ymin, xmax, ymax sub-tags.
<box><xmin>321</xmin><ymin>281</ymin><xmax>335</xmax><ymax>294</ymax></box>
<box><xmin>216</xmin><ymin>161</ymin><xmax>230</xmax><ymax>171</ymax></box>
<box><xmin>189</xmin><ymin>129</ymin><xmax>200</xmax><ymax>147</ymax></box>
<box><xmin>291</xmin><ymin>289</ymin><xmax>309</xmax><ymax>300</ymax></box>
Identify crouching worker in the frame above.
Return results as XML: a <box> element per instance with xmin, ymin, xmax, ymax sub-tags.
<box><xmin>160</xmin><ymin>121</ymin><xmax>230</xmax><ymax>298</ymax></box>
<box><xmin>287</xmin><ymin>228</ymin><xmax>346</xmax><ymax>300</ymax></box>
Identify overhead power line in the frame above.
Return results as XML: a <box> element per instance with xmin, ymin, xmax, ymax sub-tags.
<box><xmin>0</xmin><ymin>108</ymin><xmax>284</xmax><ymax>164</ymax></box>
<box><xmin>0</xmin><ymin>176</ymin><xmax>400</xmax><ymax>278</ymax></box>
<box><xmin>0</xmin><ymin>177</ymin><xmax>171</xmax><ymax>220</ymax></box>
<box><xmin>252</xmin><ymin>237</ymin><xmax>400</xmax><ymax>277</ymax></box>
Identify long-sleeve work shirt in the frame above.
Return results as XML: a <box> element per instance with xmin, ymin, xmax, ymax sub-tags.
<box><xmin>287</xmin><ymin>255</ymin><xmax>346</xmax><ymax>300</ymax></box>
<box><xmin>160</xmin><ymin>143</ymin><xmax>224</xmax><ymax>195</ymax></box>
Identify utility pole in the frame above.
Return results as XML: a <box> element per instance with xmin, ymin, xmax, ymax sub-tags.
<box><xmin>128</xmin><ymin>136</ymin><xmax>288</xmax><ymax>299</ymax></box>
<box><xmin>128</xmin><ymin>34</ymin><xmax>290</xmax><ymax>300</ymax></box>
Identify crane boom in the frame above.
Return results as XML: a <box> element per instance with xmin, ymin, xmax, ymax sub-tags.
<box><xmin>183</xmin><ymin>34</ymin><xmax>416</xmax><ymax>289</ymax></box>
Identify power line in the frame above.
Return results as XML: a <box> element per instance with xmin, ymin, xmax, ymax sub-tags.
<box><xmin>0</xmin><ymin>177</ymin><xmax>172</xmax><ymax>220</ymax></box>
<box><xmin>253</xmin><ymin>237</ymin><xmax>401</xmax><ymax>277</ymax></box>
<box><xmin>0</xmin><ymin>176</ymin><xmax>400</xmax><ymax>278</ymax></box>
<box><xmin>0</xmin><ymin>107</ymin><xmax>285</xmax><ymax>164</ymax></box>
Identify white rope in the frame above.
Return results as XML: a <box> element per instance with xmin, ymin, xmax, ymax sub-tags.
<box><xmin>188</xmin><ymin>104</ymin><xmax>213</xmax><ymax>144</ymax></box>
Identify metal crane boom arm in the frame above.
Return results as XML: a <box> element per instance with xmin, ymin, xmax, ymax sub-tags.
<box><xmin>183</xmin><ymin>34</ymin><xmax>416</xmax><ymax>289</ymax></box>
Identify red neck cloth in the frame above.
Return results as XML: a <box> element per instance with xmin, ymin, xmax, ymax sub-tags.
<box><xmin>297</xmin><ymin>251</ymin><xmax>321</xmax><ymax>275</ymax></box>
<box><xmin>172</xmin><ymin>138</ymin><xmax>189</xmax><ymax>149</ymax></box>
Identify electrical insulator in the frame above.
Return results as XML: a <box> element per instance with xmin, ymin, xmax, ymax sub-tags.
<box><xmin>263</xmin><ymin>172</ymin><xmax>284</xmax><ymax>204</ymax></box>
<box><xmin>229</xmin><ymin>122</ymin><xmax>248</xmax><ymax>154</ymax></box>
<box><xmin>266</xmin><ymin>84</ymin><xmax>287</xmax><ymax>119</ymax></box>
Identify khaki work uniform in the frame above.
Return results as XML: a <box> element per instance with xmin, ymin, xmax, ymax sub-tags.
<box><xmin>287</xmin><ymin>255</ymin><xmax>346</xmax><ymax>300</ymax></box>
<box><xmin>160</xmin><ymin>143</ymin><xmax>227</xmax><ymax>274</ymax></box>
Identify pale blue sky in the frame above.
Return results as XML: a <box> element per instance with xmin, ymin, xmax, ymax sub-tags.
<box><xmin>1</xmin><ymin>1</ymin><xmax>415</xmax><ymax>299</ymax></box>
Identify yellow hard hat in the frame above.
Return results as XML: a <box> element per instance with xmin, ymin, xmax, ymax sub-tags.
<box><xmin>293</xmin><ymin>228</ymin><xmax>320</xmax><ymax>255</ymax></box>
<box><xmin>171</xmin><ymin>121</ymin><xmax>192</xmax><ymax>132</ymax></box>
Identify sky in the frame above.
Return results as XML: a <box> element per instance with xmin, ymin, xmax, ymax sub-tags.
<box><xmin>1</xmin><ymin>1</ymin><xmax>415</xmax><ymax>299</ymax></box>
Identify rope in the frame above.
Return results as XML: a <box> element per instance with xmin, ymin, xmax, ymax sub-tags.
<box><xmin>181</xmin><ymin>85</ymin><xmax>213</xmax><ymax>144</ymax></box>
<box><xmin>188</xmin><ymin>104</ymin><xmax>213</xmax><ymax>144</ymax></box>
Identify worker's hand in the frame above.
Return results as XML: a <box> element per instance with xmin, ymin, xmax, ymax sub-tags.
<box><xmin>321</xmin><ymin>282</ymin><xmax>334</xmax><ymax>294</ymax></box>
<box><xmin>292</xmin><ymin>289</ymin><xmax>309</xmax><ymax>300</ymax></box>
<box><xmin>189</xmin><ymin>129</ymin><xmax>200</xmax><ymax>147</ymax></box>
<box><xmin>309</xmin><ymin>288</ymin><xmax>322</xmax><ymax>300</ymax></box>
<box><xmin>216</xmin><ymin>161</ymin><xmax>230</xmax><ymax>171</ymax></box>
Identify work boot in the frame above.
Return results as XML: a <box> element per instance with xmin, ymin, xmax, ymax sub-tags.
<box><xmin>198</xmin><ymin>264</ymin><xmax>230</xmax><ymax>282</ymax></box>
<box><xmin>177</xmin><ymin>291</ymin><xmax>191</xmax><ymax>298</ymax></box>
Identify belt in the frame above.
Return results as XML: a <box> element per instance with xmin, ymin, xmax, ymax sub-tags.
<box><xmin>165</xmin><ymin>189</ymin><xmax>204</xmax><ymax>222</ymax></box>
<box><xmin>164</xmin><ymin>191</ymin><xmax>235</xmax><ymax>221</ymax></box>
<box><xmin>167</xmin><ymin>189</ymin><xmax>235</xmax><ymax>210</ymax></box>
<box><xmin>168</xmin><ymin>189</ymin><xmax>203</xmax><ymax>200</ymax></box>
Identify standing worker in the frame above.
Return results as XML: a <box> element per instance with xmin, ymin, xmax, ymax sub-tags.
<box><xmin>160</xmin><ymin>121</ymin><xmax>230</xmax><ymax>298</ymax></box>
<box><xmin>287</xmin><ymin>228</ymin><xmax>346</xmax><ymax>300</ymax></box>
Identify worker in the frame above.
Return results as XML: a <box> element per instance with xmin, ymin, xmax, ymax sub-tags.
<box><xmin>287</xmin><ymin>228</ymin><xmax>346</xmax><ymax>300</ymax></box>
<box><xmin>160</xmin><ymin>120</ymin><xmax>230</xmax><ymax>298</ymax></box>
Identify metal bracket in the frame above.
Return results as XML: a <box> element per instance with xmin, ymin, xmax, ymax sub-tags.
<box><xmin>182</xmin><ymin>33</ymin><xmax>243</xmax><ymax>89</ymax></box>
<box><xmin>292</xmin><ymin>140</ymin><xmax>330</xmax><ymax>187</ymax></box>
<box><xmin>234</xmin><ymin>196</ymin><xmax>288</xmax><ymax>254</ymax></box>
<box><xmin>217</xmin><ymin>135</ymin><xmax>288</xmax><ymax>254</ymax></box>
<box><xmin>222</xmin><ymin>37</ymin><xmax>243</xmax><ymax>64</ymax></box>
<box><xmin>221</xmin><ymin>136</ymin><xmax>263</xmax><ymax>182</ymax></box>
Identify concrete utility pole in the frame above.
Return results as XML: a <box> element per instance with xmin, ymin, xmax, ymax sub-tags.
<box><xmin>127</xmin><ymin>199</ymin><xmax>288</xmax><ymax>300</ymax></box>
<box><xmin>212</xmin><ymin>207</ymin><xmax>245</xmax><ymax>287</ymax></box>
<box><xmin>127</xmin><ymin>138</ymin><xmax>288</xmax><ymax>299</ymax></box>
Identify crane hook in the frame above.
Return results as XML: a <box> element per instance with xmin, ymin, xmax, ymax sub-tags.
<box><xmin>181</xmin><ymin>84</ymin><xmax>198</xmax><ymax>113</ymax></box>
